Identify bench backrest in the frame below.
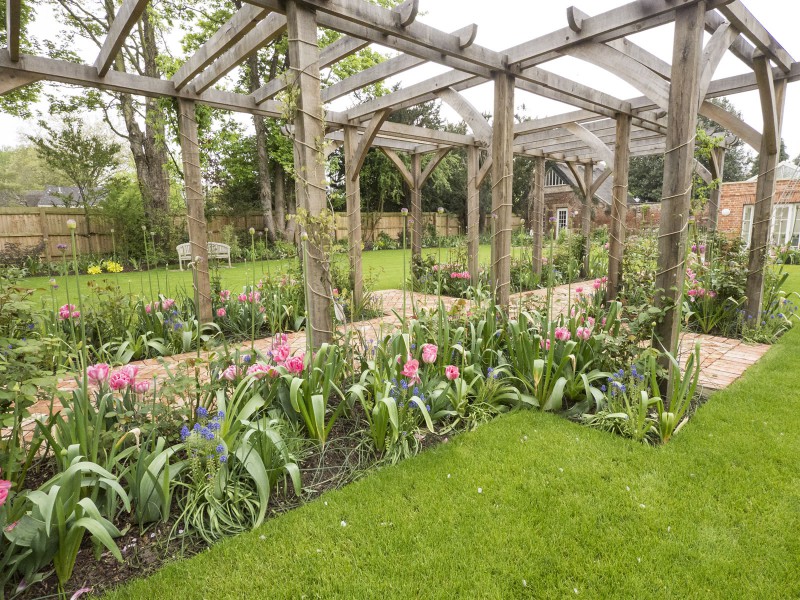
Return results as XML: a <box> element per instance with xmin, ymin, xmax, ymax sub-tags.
<box><xmin>177</xmin><ymin>242</ymin><xmax>230</xmax><ymax>259</ymax></box>
<box><xmin>176</xmin><ymin>243</ymin><xmax>191</xmax><ymax>258</ymax></box>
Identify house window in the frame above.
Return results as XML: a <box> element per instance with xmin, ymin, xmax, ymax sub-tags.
<box><xmin>741</xmin><ymin>205</ymin><xmax>753</xmax><ymax>248</ymax></box>
<box><xmin>792</xmin><ymin>209</ymin><xmax>800</xmax><ymax>248</ymax></box>
<box><xmin>771</xmin><ymin>205</ymin><xmax>792</xmax><ymax>246</ymax></box>
<box><xmin>545</xmin><ymin>169</ymin><xmax>566</xmax><ymax>187</ymax></box>
<box><xmin>556</xmin><ymin>208</ymin><xmax>568</xmax><ymax>235</ymax></box>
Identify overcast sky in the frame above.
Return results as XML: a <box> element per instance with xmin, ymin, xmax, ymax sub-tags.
<box><xmin>2</xmin><ymin>0</ymin><xmax>798</xmax><ymax>162</ymax></box>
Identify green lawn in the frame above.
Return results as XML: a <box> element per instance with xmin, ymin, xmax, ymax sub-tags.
<box><xmin>105</xmin><ymin>266</ymin><xmax>800</xmax><ymax>599</ymax></box>
<box><xmin>24</xmin><ymin>245</ymin><xmax>507</xmax><ymax>307</ymax></box>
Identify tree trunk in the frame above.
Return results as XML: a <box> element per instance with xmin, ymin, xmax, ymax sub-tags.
<box><xmin>245</xmin><ymin>53</ymin><xmax>276</xmax><ymax>240</ymax></box>
<box><xmin>274</xmin><ymin>163</ymin><xmax>286</xmax><ymax>238</ymax></box>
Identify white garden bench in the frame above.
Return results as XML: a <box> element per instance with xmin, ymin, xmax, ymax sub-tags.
<box><xmin>176</xmin><ymin>242</ymin><xmax>232</xmax><ymax>270</ymax></box>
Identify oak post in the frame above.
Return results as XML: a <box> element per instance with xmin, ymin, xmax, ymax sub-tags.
<box><xmin>177</xmin><ymin>98</ymin><xmax>213</xmax><ymax>323</ymax></box>
<box><xmin>532</xmin><ymin>156</ymin><xmax>544</xmax><ymax>276</ymax></box>
<box><xmin>607</xmin><ymin>113</ymin><xmax>631</xmax><ymax>301</ymax></box>
<box><xmin>653</xmin><ymin>2</ymin><xmax>706</xmax><ymax>363</ymax></box>
<box><xmin>491</xmin><ymin>71</ymin><xmax>514</xmax><ymax>308</ymax></box>
<box><xmin>343</xmin><ymin>125</ymin><xmax>363</xmax><ymax>307</ymax></box>
<box><xmin>582</xmin><ymin>162</ymin><xmax>593</xmax><ymax>276</ymax></box>
<box><xmin>707</xmin><ymin>146</ymin><xmax>726</xmax><ymax>231</ymax></box>
<box><xmin>745</xmin><ymin>55</ymin><xmax>787</xmax><ymax>318</ymax></box>
<box><xmin>286</xmin><ymin>0</ymin><xmax>333</xmax><ymax>346</ymax></box>
<box><xmin>410</xmin><ymin>152</ymin><xmax>422</xmax><ymax>258</ymax></box>
<box><xmin>466</xmin><ymin>145</ymin><xmax>480</xmax><ymax>283</ymax></box>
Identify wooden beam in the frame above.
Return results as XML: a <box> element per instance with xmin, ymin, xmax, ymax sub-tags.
<box><xmin>435</xmin><ymin>87</ymin><xmax>491</xmax><ymax>145</ymax></box>
<box><xmin>379</xmin><ymin>148</ymin><xmax>413</xmax><ymax>187</ymax></box>
<box><xmin>718</xmin><ymin>1</ymin><xmax>793</xmax><ymax>72</ymax></box>
<box><xmin>566</xmin><ymin>161</ymin><xmax>587</xmax><ymax>196</ymax></box>
<box><xmin>420</xmin><ymin>148</ymin><xmax>450</xmax><ymax>185</ymax></box>
<box><xmin>695</xmin><ymin>159</ymin><xmax>714</xmax><ymax>185</ymax></box>
<box><xmin>477</xmin><ymin>153</ymin><xmax>492</xmax><ymax>187</ymax></box>
<box><xmin>466</xmin><ymin>145</ymin><xmax>480</xmax><ymax>283</ymax></box>
<box><xmin>564</xmin><ymin>121</ymin><xmax>614</xmax><ymax>165</ymax></box>
<box><xmin>343</xmin><ymin>125</ymin><xmax>363</xmax><ymax>306</ymax></box>
<box><xmin>708</xmin><ymin>145</ymin><xmax>725</xmax><ymax>230</ymax></box>
<box><xmin>323</xmin><ymin>51</ymin><xmax>424</xmax><ymax>104</ymax></box>
<box><xmin>0</xmin><ymin>68</ymin><xmax>37</xmax><ymax>93</ymax></box>
<box><xmin>6</xmin><ymin>0</ymin><xmax>21</xmax><ymax>62</ymax></box>
<box><xmin>326</xmin><ymin>129</ymin><xmax>440</xmax><ymax>153</ymax></box>
<box><xmin>252</xmin><ymin>1</ymin><xmax>433</xmax><ymax>105</ymax></box>
<box><xmin>654</xmin><ymin>2</ymin><xmax>706</xmax><ymax>362</ymax></box>
<box><xmin>347</xmin><ymin>69</ymin><xmax>472</xmax><ymax>121</ymax></box>
<box><xmin>700</xmin><ymin>99</ymin><xmax>761</xmax><ymax>150</ymax></box>
<box><xmin>753</xmin><ymin>52</ymin><xmax>779</xmax><ymax>155</ymax></box>
<box><xmin>564</xmin><ymin>41</ymin><xmax>670</xmax><ymax>112</ymax></box>
<box><xmin>581</xmin><ymin>162</ymin><xmax>593</xmax><ymax>276</ymax></box>
<box><xmin>607</xmin><ymin>113</ymin><xmax>631</xmax><ymax>302</ymax></box>
<box><xmin>590</xmin><ymin>167</ymin><xmax>612</xmax><ymax>197</ymax></box>
<box><xmin>410</xmin><ymin>152</ymin><xmax>422</xmax><ymax>257</ymax></box>
<box><xmin>491</xmin><ymin>71</ymin><xmax>514</xmax><ymax>308</ymax></box>
<box><xmin>508</xmin><ymin>0</ymin><xmax>733</xmax><ymax>69</ymax></box>
<box><xmin>349</xmin><ymin>108</ymin><xmax>391</xmax><ymax>180</ymax></box>
<box><xmin>247</xmin><ymin>0</ymin><xmax>499</xmax><ymax>73</ymax></box>
<box><xmin>255</xmin><ymin>35</ymin><xmax>368</xmax><ymax>103</ymax></box>
<box><xmin>172</xmin><ymin>5</ymin><xmax>270</xmax><ymax>91</ymax></box>
<box><xmin>705</xmin><ymin>9</ymin><xmax>754</xmax><ymax>69</ymax></box>
<box><xmin>94</xmin><ymin>0</ymin><xmax>150</xmax><ymax>77</ymax></box>
<box><xmin>698</xmin><ymin>20</ymin><xmax>739</xmax><ymax>99</ymax></box>
<box><xmin>286</xmin><ymin>0</ymin><xmax>333</xmax><ymax>346</ymax></box>
<box><xmin>176</xmin><ymin>98</ymin><xmax>212</xmax><ymax>323</ymax></box>
<box><xmin>191</xmin><ymin>13</ymin><xmax>286</xmax><ymax>94</ymax></box>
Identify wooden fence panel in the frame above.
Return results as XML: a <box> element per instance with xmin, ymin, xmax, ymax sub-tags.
<box><xmin>0</xmin><ymin>208</ymin><xmax>463</xmax><ymax>260</ymax></box>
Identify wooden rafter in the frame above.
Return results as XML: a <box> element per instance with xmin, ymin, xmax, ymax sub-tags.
<box><xmin>172</xmin><ymin>5</ymin><xmax>270</xmax><ymax>90</ymax></box>
<box><xmin>349</xmin><ymin>108</ymin><xmax>391</xmax><ymax>180</ymax></box>
<box><xmin>191</xmin><ymin>13</ymin><xmax>286</xmax><ymax>94</ymax></box>
<box><xmin>380</xmin><ymin>147</ymin><xmax>413</xmax><ymax>187</ymax></box>
<box><xmin>718</xmin><ymin>1</ymin><xmax>793</xmax><ymax>72</ymax></box>
<box><xmin>94</xmin><ymin>0</ymin><xmax>150</xmax><ymax>77</ymax></box>
<box><xmin>435</xmin><ymin>87</ymin><xmax>491</xmax><ymax>144</ymax></box>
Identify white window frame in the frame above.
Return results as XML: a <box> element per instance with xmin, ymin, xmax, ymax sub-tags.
<box><xmin>741</xmin><ymin>205</ymin><xmax>754</xmax><ymax>248</ymax></box>
<box><xmin>770</xmin><ymin>205</ymin><xmax>793</xmax><ymax>247</ymax></box>
<box><xmin>556</xmin><ymin>208</ymin><xmax>568</xmax><ymax>236</ymax></box>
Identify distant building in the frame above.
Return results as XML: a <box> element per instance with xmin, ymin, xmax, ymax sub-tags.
<box><xmin>35</xmin><ymin>186</ymin><xmax>85</xmax><ymax>207</ymax></box>
<box><xmin>718</xmin><ymin>161</ymin><xmax>800</xmax><ymax>247</ymax></box>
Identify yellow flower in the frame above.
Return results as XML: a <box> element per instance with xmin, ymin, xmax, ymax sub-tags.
<box><xmin>87</xmin><ymin>265</ymin><xmax>102</xmax><ymax>275</ymax></box>
<box><xmin>104</xmin><ymin>261</ymin><xmax>124</xmax><ymax>273</ymax></box>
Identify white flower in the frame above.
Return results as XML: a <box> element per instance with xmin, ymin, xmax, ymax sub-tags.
<box><xmin>340</xmin><ymin>520</ymin><xmax>347</xmax><ymax>527</ymax></box>
<box><xmin>477</xmin><ymin>487</ymin><xmax>482</xmax><ymax>494</ymax></box>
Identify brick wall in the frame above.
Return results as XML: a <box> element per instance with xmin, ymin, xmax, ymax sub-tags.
<box><xmin>718</xmin><ymin>179</ymin><xmax>800</xmax><ymax>239</ymax></box>
<box><xmin>544</xmin><ymin>186</ymin><xmax>663</xmax><ymax>233</ymax></box>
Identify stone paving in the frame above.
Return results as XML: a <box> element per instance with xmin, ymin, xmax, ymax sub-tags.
<box><xmin>14</xmin><ymin>280</ymin><xmax>771</xmax><ymax>430</ymax></box>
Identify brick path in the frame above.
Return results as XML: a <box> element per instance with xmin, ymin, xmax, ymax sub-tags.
<box><xmin>12</xmin><ymin>280</ymin><xmax>771</xmax><ymax>431</ymax></box>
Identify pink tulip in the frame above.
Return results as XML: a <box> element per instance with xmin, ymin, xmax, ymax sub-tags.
<box><xmin>121</xmin><ymin>364</ymin><xmax>139</xmax><ymax>380</ymax></box>
<box><xmin>220</xmin><ymin>364</ymin><xmax>239</xmax><ymax>381</ymax></box>
<box><xmin>247</xmin><ymin>363</ymin><xmax>278</xmax><ymax>379</ymax></box>
<box><xmin>593</xmin><ymin>279</ymin><xmax>602</xmax><ymax>291</ymax></box>
<box><xmin>86</xmin><ymin>363</ymin><xmax>110</xmax><ymax>383</ymax></box>
<box><xmin>216</xmin><ymin>308</ymin><xmax>226</xmax><ymax>318</ymax></box>
<box><xmin>576</xmin><ymin>326</ymin><xmax>591</xmax><ymax>341</ymax></box>
<box><xmin>540</xmin><ymin>338</ymin><xmax>551</xmax><ymax>351</ymax></box>
<box><xmin>0</xmin><ymin>477</ymin><xmax>11</xmax><ymax>508</ymax></box>
<box><xmin>421</xmin><ymin>343</ymin><xmax>438</xmax><ymax>364</ymax></box>
<box><xmin>145</xmin><ymin>304</ymin><xmax>152</xmax><ymax>314</ymax></box>
<box><xmin>133</xmin><ymin>380</ymin><xmax>150</xmax><ymax>394</ymax></box>
<box><xmin>575</xmin><ymin>286</ymin><xmax>583</xmax><ymax>294</ymax></box>
<box><xmin>286</xmin><ymin>355</ymin><xmax>305</xmax><ymax>374</ymax></box>
<box><xmin>219</xmin><ymin>290</ymin><xmax>231</xmax><ymax>301</ymax></box>
<box><xmin>401</xmin><ymin>358</ymin><xmax>420</xmax><ymax>382</ymax></box>
<box><xmin>445</xmin><ymin>365</ymin><xmax>460</xmax><ymax>380</ymax></box>
<box><xmin>554</xmin><ymin>327</ymin><xmax>571</xmax><ymax>342</ymax></box>
<box><xmin>109</xmin><ymin>371</ymin><xmax>131</xmax><ymax>391</ymax></box>
<box><xmin>272</xmin><ymin>344</ymin><xmax>290</xmax><ymax>364</ymax></box>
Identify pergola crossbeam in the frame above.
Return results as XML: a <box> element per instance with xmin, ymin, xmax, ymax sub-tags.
<box><xmin>94</xmin><ymin>0</ymin><xmax>150</xmax><ymax>77</ymax></box>
<box><xmin>172</xmin><ymin>5</ymin><xmax>270</xmax><ymax>91</ymax></box>
<box><xmin>718</xmin><ymin>1</ymin><xmax>793</xmax><ymax>72</ymax></box>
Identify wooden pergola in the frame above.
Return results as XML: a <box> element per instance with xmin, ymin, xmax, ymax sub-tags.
<box><xmin>2</xmin><ymin>0</ymin><xmax>797</xmax><ymax>356</ymax></box>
